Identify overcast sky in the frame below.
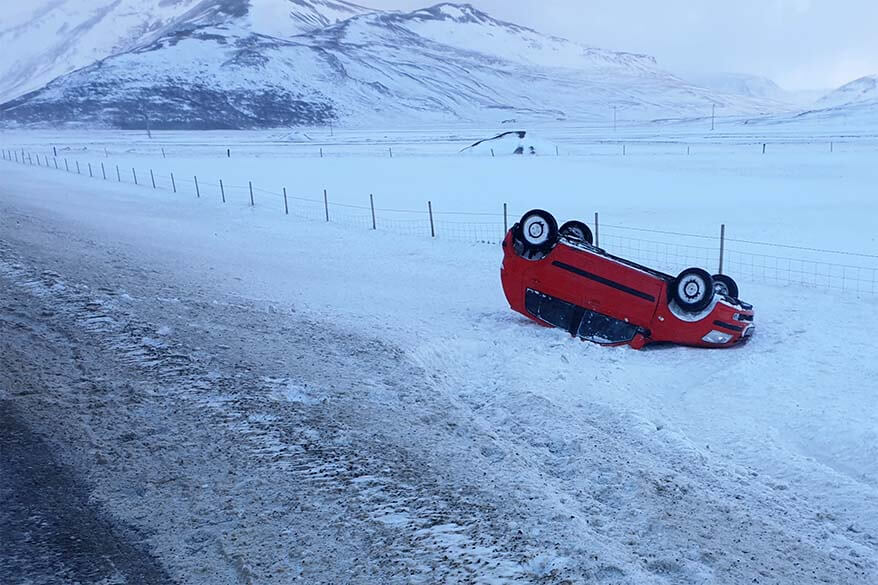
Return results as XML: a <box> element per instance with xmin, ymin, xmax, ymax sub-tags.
<box><xmin>372</xmin><ymin>0</ymin><xmax>878</xmax><ymax>91</ymax></box>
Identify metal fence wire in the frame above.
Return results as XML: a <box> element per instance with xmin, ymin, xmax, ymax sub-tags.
<box><xmin>3</xmin><ymin>146</ymin><xmax>877</xmax><ymax>296</ymax></box>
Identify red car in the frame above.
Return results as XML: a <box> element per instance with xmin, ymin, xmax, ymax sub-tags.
<box><xmin>501</xmin><ymin>210</ymin><xmax>754</xmax><ymax>349</ymax></box>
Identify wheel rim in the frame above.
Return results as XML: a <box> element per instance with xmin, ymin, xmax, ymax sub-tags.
<box><xmin>679</xmin><ymin>276</ymin><xmax>706</xmax><ymax>303</ymax></box>
<box><xmin>714</xmin><ymin>281</ymin><xmax>729</xmax><ymax>295</ymax></box>
<box><xmin>523</xmin><ymin>217</ymin><xmax>549</xmax><ymax>245</ymax></box>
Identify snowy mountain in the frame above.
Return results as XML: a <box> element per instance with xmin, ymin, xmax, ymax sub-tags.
<box><xmin>687</xmin><ymin>73</ymin><xmax>792</xmax><ymax>103</ymax></box>
<box><xmin>0</xmin><ymin>0</ymin><xmax>372</xmax><ymax>104</ymax></box>
<box><xmin>0</xmin><ymin>2</ymin><xmax>788</xmax><ymax>129</ymax></box>
<box><xmin>0</xmin><ymin>0</ymin><xmax>201</xmax><ymax>104</ymax></box>
<box><xmin>818</xmin><ymin>74</ymin><xmax>878</xmax><ymax>107</ymax></box>
<box><xmin>154</xmin><ymin>0</ymin><xmax>372</xmax><ymax>40</ymax></box>
<box><xmin>750</xmin><ymin>74</ymin><xmax>878</xmax><ymax>129</ymax></box>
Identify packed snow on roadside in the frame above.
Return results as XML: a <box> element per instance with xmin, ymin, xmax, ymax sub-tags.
<box><xmin>0</xmin><ymin>135</ymin><xmax>877</xmax><ymax>583</ymax></box>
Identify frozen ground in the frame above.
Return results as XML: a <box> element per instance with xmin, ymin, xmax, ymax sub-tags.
<box><xmin>1</xmin><ymin>133</ymin><xmax>877</xmax><ymax>583</ymax></box>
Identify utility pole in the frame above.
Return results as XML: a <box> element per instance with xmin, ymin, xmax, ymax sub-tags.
<box><xmin>710</xmin><ymin>103</ymin><xmax>716</xmax><ymax>131</ymax></box>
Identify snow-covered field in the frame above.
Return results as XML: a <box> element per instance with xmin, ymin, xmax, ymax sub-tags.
<box><xmin>4</xmin><ymin>125</ymin><xmax>878</xmax><ymax>290</ymax></box>
<box><xmin>1</xmin><ymin>128</ymin><xmax>877</xmax><ymax>583</ymax></box>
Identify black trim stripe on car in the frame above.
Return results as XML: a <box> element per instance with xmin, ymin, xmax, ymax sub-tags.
<box><xmin>713</xmin><ymin>320</ymin><xmax>744</xmax><ymax>332</ymax></box>
<box><xmin>551</xmin><ymin>261</ymin><xmax>656</xmax><ymax>303</ymax></box>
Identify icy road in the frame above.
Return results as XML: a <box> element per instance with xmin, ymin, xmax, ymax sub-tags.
<box><xmin>1</xmin><ymin>162</ymin><xmax>876</xmax><ymax>584</ymax></box>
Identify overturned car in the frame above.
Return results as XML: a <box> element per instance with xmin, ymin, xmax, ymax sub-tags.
<box><xmin>501</xmin><ymin>210</ymin><xmax>754</xmax><ymax>349</ymax></box>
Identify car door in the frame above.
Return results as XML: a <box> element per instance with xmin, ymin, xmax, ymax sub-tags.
<box><xmin>547</xmin><ymin>243</ymin><xmax>663</xmax><ymax>330</ymax></box>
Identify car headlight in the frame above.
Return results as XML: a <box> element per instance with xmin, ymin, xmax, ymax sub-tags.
<box><xmin>702</xmin><ymin>330</ymin><xmax>733</xmax><ymax>344</ymax></box>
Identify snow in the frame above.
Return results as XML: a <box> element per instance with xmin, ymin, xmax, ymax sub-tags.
<box><xmin>0</xmin><ymin>0</ymin><xmax>204</xmax><ymax>102</ymax></box>
<box><xmin>819</xmin><ymin>74</ymin><xmax>878</xmax><ymax>107</ymax></box>
<box><xmin>1</xmin><ymin>126</ymin><xmax>877</xmax><ymax>582</ymax></box>
<box><xmin>460</xmin><ymin>130</ymin><xmax>557</xmax><ymax>156</ymax></box>
<box><xmin>1</xmin><ymin>2</ymin><xmax>794</xmax><ymax>129</ymax></box>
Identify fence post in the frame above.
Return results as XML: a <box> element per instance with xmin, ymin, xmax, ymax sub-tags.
<box><xmin>491</xmin><ymin>148</ymin><xmax>495</xmax><ymax>158</ymax></box>
<box><xmin>283</xmin><ymin>187</ymin><xmax>289</xmax><ymax>215</ymax></box>
<box><xmin>594</xmin><ymin>212</ymin><xmax>600</xmax><ymax>247</ymax></box>
<box><xmin>88</xmin><ymin>163</ymin><xmax>92</xmax><ymax>177</ymax></box>
<box><xmin>718</xmin><ymin>224</ymin><xmax>725</xmax><ymax>275</ymax></box>
<box><xmin>320</xmin><ymin>148</ymin><xmax>323</xmax><ymax>158</ymax></box>
<box><xmin>428</xmin><ymin>201</ymin><xmax>435</xmax><ymax>238</ymax></box>
<box><xmin>323</xmin><ymin>189</ymin><xmax>330</xmax><ymax>222</ymax></box>
<box><xmin>227</xmin><ymin>148</ymin><xmax>230</xmax><ymax>158</ymax></box>
<box><xmin>622</xmin><ymin>144</ymin><xmax>626</xmax><ymax>156</ymax></box>
<box><xmin>53</xmin><ymin>146</ymin><xmax>57</xmax><ymax>157</ymax></box>
<box><xmin>104</xmin><ymin>148</ymin><xmax>109</xmax><ymax>158</ymax></box>
<box><xmin>101</xmin><ymin>162</ymin><xmax>106</xmax><ymax>179</ymax></box>
<box><xmin>220</xmin><ymin>179</ymin><xmax>225</xmax><ymax>203</ymax></box>
<box><xmin>44</xmin><ymin>155</ymin><xmax>49</xmax><ymax>166</ymax></box>
<box><xmin>162</xmin><ymin>147</ymin><xmax>166</xmax><ymax>159</ymax></box>
<box><xmin>830</xmin><ymin>142</ymin><xmax>834</xmax><ymax>153</ymax></box>
<box><xmin>194</xmin><ymin>176</ymin><xmax>200</xmax><ymax>198</ymax></box>
<box><xmin>116</xmin><ymin>165</ymin><xmax>121</xmax><ymax>182</ymax></box>
<box><xmin>171</xmin><ymin>173</ymin><xmax>176</xmax><ymax>193</ymax></box>
<box><xmin>762</xmin><ymin>143</ymin><xmax>766</xmax><ymax>154</ymax></box>
<box><xmin>150</xmin><ymin>169</ymin><xmax>156</xmax><ymax>189</ymax></box>
<box><xmin>503</xmin><ymin>203</ymin><xmax>508</xmax><ymax>234</ymax></box>
<box><xmin>132</xmin><ymin>168</ymin><xmax>137</xmax><ymax>185</ymax></box>
<box><xmin>370</xmin><ymin>193</ymin><xmax>376</xmax><ymax>230</ymax></box>
<box><xmin>14</xmin><ymin>151</ymin><xmax>18</xmax><ymax>163</ymax></box>
<box><xmin>389</xmin><ymin>147</ymin><xmax>393</xmax><ymax>158</ymax></box>
<box><xmin>64</xmin><ymin>158</ymin><xmax>69</xmax><ymax>172</ymax></box>
<box><xmin>687</xmin><ymin>145</ymin><xmax>690</xmax><ymax>156</ymax></box>
<box><xmin>555</xmin><ymin>145</ymin><xmax>559</xmax><ymax>156</ymax></box>
<box><xmin>249</xmin><ymin>181</ymin><xmax>254</xmax><ymax>206</ymax></box>
<box><xmin>76</xmin><ymin>161</ymin><xmax>80</xmax><ymax>174</ymax></box>
<box><xmin>36</xmin><ymin>155</ymin><xmax>41</xmax><ymax>167</ymax></box>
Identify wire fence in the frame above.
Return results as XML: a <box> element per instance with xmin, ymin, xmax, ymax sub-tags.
<box><xmin>11</xmin><ymin>137</ymin><xmax>878</xmax><ymax>161</ymax></box>
<box><xmin>3</xmin><ymin>146</ymin><xmax>877</xmax><ymax>297</ymax></box>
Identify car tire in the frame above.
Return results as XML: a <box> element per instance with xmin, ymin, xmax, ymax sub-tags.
<box><xmin>559</xmin><ymin>220</ymin><xmax>594</xmax><ymax>245</ymax></box>
<box><xmin>515</xmin><ymin>209</ymin><xmax>558</xmax><ymax>253</ymax></box>
<box><xmin>712</xmin><ymin>274</ymin><xmax>739</xmax><ymax>298</ymax></box>
<box><xmin>671</xmin><ymin>268</ymin><xmax>714</xmax><ymax>312</ymax></box>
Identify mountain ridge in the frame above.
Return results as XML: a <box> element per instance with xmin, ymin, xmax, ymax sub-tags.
<box><xmin>818</xmin><ymin>74</ymin><xmax>878</xmax><ymax>107</ymax></box>
<box><xmin>1</xmin><ymin>1</ymin><xmax>792</xmax><ymax>129</ymax></box>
